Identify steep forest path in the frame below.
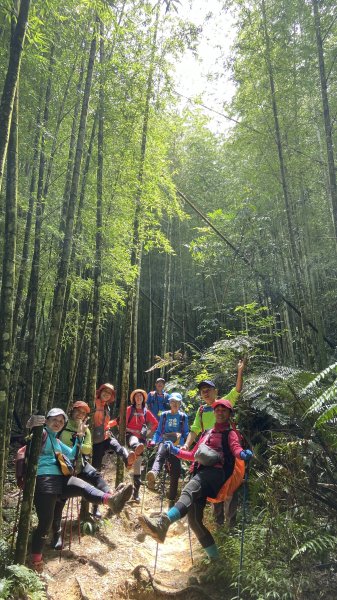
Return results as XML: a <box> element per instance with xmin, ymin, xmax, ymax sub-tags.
<box><xmin>43</xmin><ymin>455</ymin><xmax>214</xmax><ymax>600</ymax></box>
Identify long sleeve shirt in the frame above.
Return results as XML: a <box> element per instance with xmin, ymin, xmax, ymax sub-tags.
<box><xmin>190</xmin><ymin>387</ymin><xmax>240</xmax><ymax>436</ymax></box>
<box><xmin>176</xmin><ymin>422</ymin><xmax>243</xmax><ymax>469</ymax></box>
<box><xmin>37</xmin><ymin>427</ymin><xmax>81</xmax><ymax>476</ymax></box>
<box><xmin>60</xmin><ymin>418</ymin><xmax>92</xmax><ymax>456</ymax></box>
<box><xmin>146</xmin><ymin>391</ymin><xmax>170</xmax><ymax>419</ymax></box>
<box><xmin>152</xmin><ymin>410</ymin><xmax>189</xmax><ymax>446</ymax></box>
<box><xmin>126</xmin><ymin>406</ymin><xmax>158</xmax><ymax>439</ymax></box>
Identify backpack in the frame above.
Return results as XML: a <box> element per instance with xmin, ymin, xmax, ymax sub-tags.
<box><xmin>15</xmin><ymin>429</ymin><xmax>48</xmax><ymax>489</ymax></box>
<box><xmin>207</xmin><ymin>429</ymin><xmax>245</xmax><ymax>503</ymax></box>
<box><xmin>127</xmin><ymin>405</ymin><xmax>148</xmax><ymax>425</ymax></box>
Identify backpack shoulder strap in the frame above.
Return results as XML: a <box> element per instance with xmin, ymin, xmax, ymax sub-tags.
<box><xmin>127</xmin><ymin>405</ymin><xmax>135</xmax><ymax>425</ymax></box>
<box><xmin>160</xmin><ymin>412</ymin><xmax>167</xmax><ymax>434</ymax></box>
<box><xmin>199</xmin><ymin>405</ymin><xmax>205</xmax><ymax>432</ymax></box>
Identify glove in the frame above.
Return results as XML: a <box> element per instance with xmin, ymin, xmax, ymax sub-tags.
<box><xmin>240</xmin><ymin>449</ymin><xmax>253</xmax><ymax>462</ymax></box>
<box><xmin>147</xmin><ymin>440</ymin><xmax>156</xmax><ymax>448</ymax></box>
<box><xmin>164</xmin><ymin>441</ymin><xmax>180</xmax><ymax>456</ymax></box>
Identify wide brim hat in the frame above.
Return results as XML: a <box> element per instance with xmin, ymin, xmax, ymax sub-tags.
<box><xmin>212</xmin><ymin>398</ymin><xmax>233</xmax><ymax>411</ymax></box>
<box><xmin>46</xmin><ymin>408</ymin><xmax>68</xmax><ymax>424</ymax></box>
<box><xmin>96</xmin><ymin>383</ymin><xmax>116</xmax><ymax>402</ymax></box>
<box><xmin>130</xmin><ymin>389</ymin><xmax>147</xmax><ymax>404</ymax></box>
<box><xmin>72</xmin><ymin>401</ymin><xmax>90</xmax><ymax>414</ymax></box>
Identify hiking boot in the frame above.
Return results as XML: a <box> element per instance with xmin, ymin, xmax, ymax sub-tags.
<box><xmin>51</xmin><ymin>529</ymin><xmax>63</xmax><ymax>550</ymax></box>
<box><xmin>107</xmin><ymin>483</ymin><xmax>133</xmax><ymax>514</ymax></box>
<box><xmin>138</xmin><ymin>513</ymin><xmax>170</xmax><ymax>543</ymax></box>
<box><xmin>92</xmin><ymin>505</ymin><xmax>102</xmax><ymax>519</ymax></box>
<box><xmin>31</xmin><ymin>559</ymin><xmax>44</xmax><ymax>573</ymax></box>
<box><xmin>146</xmin><ymin>470</ymin><xmax>157</xmax><ymax>489</ymax></box>
<box><xmin>122</xmin><ymin>448</ymin><xmax>136</xmax><ymax>469</ymax></box>
<box><xmin>134</xmin><ymin>442</ymin><xmax>144</xmax><ymax>456</ymax></box>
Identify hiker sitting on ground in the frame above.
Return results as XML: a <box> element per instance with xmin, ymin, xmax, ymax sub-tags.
<box><xmin>92</xmin><ymin>383</ymin><xmax>136</xmax><ymax>472</ymax></box>
<box><xmin>139</xmin><ymin>398</ymin><xmax>252</xmax><ymax>561</ymax></box>
<box><xmin>182</xmin><ymin>358</ymin><xmax>245</xmax><ymax>527</ymax></box>
<box><xmin>26</xmin><ymin>408</ymin><xmax>132</xmax><ymax>572</ymax></box>
<box><xmin>146</xmin><ymin>393</ymin><xmax>189</xmax><ymax>508</ymax></box>
<box><xmin>146</xmin><ymin>377</ymin><xmax>170</xmax><ymax>420</ymax></box>
<box><xmin>125</xmin><ymin>389</ymin><xmax>158</xmax><ymax>502</ymax></box>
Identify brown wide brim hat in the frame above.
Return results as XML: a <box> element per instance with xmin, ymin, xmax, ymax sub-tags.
<box><xmin>130</xmin><ymin>389</ymin><xmax>147</xmax><ymax>404</ymax></box>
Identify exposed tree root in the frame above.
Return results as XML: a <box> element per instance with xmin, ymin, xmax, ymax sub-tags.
<box><xmin>132</xmin><ymin>564</ymin><xmax>215</xmax><ymax>599</ymax></box>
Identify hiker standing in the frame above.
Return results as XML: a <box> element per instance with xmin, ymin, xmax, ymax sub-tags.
<box><xmin>139</xmin><ymin>398</ymin><xmax>252</xmax><ymax>560</ymax></box>
<box><xmin>147</xmin><ymin>393</ymin><xmax>189</xmax><ymax>508</ymax></box>
<box><xmin>126</xmin><ymin>389</ymin><xmax>158</xmax><ymax>502</ymax></box>
<box><xmin>92</xmin><ymin>383</ymin><xmax>136</xmax><ymax>472</ymax></box>
<box><xmin>146</xmin><ymin>378</ymin><xmax>170</xmax><ymax>420</ymax></box>
<box><xmin>27</xmin><ymin>408</ymin><xmax>132</xmax><ymax>572</ymax></box>
<box><xmin>182</xmin><ymin>358</ymin><xmax>245</xmax><ymax>526</ymax></box>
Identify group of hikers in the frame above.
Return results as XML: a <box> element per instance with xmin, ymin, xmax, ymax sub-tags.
<box><xmin>24</xmin><ymin>359</ymin><xmax>253</xmax><ymax>573</ymax></box>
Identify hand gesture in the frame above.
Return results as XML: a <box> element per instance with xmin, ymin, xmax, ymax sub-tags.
<box><xmin>76</xmin><ymin>420</ymin><xmax>88</xmax><ymax>437</ymax></box>
<box><xmin>26</xmin><ymin>415</ymin><xmax>45</xmax><ymax>429</ymax></box>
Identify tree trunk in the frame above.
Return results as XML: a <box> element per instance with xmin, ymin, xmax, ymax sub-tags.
<box><xmin>0</xmin><ymin>86</ymin><xmax>18</xmax><ymax>528</ymax></box>
<box><xmin>312</xmin><ymin>0</ymin><xmax>337</xmax><ymax>242</ymax></box>
<box><xmin>37</xmin><ymin>32</ymin><xmax>96</xmax><ymax>408</ymax></box>
<box><xmin>0</xmin><ymin>0</ymin><xmax>31</xmax><ymax>193</ymax></box>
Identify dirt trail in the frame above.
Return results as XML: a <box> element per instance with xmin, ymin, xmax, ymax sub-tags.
<box><xmin>44</xmin><ymin>456</ymin><xmax>204</xmax><ymax>600</ymax></box>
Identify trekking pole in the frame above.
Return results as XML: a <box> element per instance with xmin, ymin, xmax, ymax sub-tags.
<box><xmin>187</xmin><ymin>521</ymin><xmax>194</xmax><ymax>565</ymax></box>
<box><xmin>59</xmin><ymin>498</ymin><xmax>71</xmax><ymax>561</ymax></box>
<box><xmin>141</xmin><ymin>449</ymin><xmax>150</xmax><ymax>514</ymax></box>
<box><xmin>69</xmin><ymin>497</ymin><xmax>74</xmax><ymax>551</ymax></box>
<box><xmin>238</xmin><ymin>464</ymin><xmax>250</xmax><ymax>600</ymax></box>
<box><xmin>154</xmin><ymin>464</ymin><xmax>168</xmax><ymax>575</ymax></box>
<box><xmin>77</xmin><ymin>497</ymin><xmax>81</xmax><ymax>544</ymax></box>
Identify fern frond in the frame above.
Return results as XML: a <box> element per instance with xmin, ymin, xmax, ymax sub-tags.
<box><xmin>300</xmin><ymin>361</ymin><xmax>337</xmax><ymax>397</ymax></box>
<box><xmin>314</xmin><ymin>404</ymin><xmax>337</xmax><ymax>428</ymax></box>
<box><xmin>304</xmin><ymin>380</ymin><xmax>337</xmax><ymax>417</ymax></box>
<box><xmin>291</xmin><ymin>534</ymin><xmax>337</xmax><ymax>560</ymax></box>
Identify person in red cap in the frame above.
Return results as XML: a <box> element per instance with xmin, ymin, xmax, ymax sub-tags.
<box><xmin>126</xmin><ymin>389</ymin><xmax>158</xmax><ymax>502</ymax></box>
<box><xmin>92</xmin><ymin>383</ymin><xmax>135</xmax><ymax>474</ymax></box>
<box><xmin>139</xmin><ymin>398</ymin><xmax>252</xmax><ymax>561</ymax></box>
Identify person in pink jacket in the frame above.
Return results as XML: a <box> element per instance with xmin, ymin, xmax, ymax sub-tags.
<box><xmin>139</xmin><ymin>398</ymin><xmax>252</xmax><ymax>560</ymax></box>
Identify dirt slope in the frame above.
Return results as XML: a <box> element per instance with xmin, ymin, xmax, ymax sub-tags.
<box><xmin>44</xmin><ymin>456</ymin><xmax>206</xmax><ymax>600</ymax></box>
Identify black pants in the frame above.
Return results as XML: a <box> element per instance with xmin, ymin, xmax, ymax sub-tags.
<box><xmin>32</xmin><ymin>475</ymin><xmax>107</xmax><ymax>554</ymax></box>
<box><xmin>152</xmin><ymin>443</ymin><xmax>181</xmax><ymax>502</ymax></box>
<box><xmin>175</xmin><ymin>467</ymin><xmax>226</xmax><ymax>549</ymax></box>
<box><xmin>52</xmin><ymin>463</ymin><xmax>110</xmax><ymax>531</ymax></box>
<box><xmin>92</xmin><ymin>435</ymin><xmax>126</xmax><ymax>470</ymax></box>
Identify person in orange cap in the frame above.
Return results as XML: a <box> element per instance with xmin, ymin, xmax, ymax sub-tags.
<box><xmin>92</xmin><ymin>383</ymin><xmax>135</xmax><ymax>473</ymax></box>
<box><xmin>126</xmin><ymin>389</ymin><xmax>158</xmax><ymax>502</ymax></box>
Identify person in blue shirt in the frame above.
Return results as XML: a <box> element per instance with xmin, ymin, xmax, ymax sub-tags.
<box><xmin>146</xmin><ymin>378</ymin><xmax>170</xmax><ymax>420</ymax></box>
<box><xmin>146</xmin><ymin>393</ymin><xmax>189</xmax><ymax>507</ymax></box>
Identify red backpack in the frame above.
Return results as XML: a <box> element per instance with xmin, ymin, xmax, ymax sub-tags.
<box><xmin>15</xmin><ymin>430</ymin><xmax>47</xmax><ymax>489</ymax></box>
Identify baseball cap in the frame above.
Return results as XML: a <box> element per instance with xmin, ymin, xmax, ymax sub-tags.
<box><xmin>197</xmin><ymin>379</ymin><xmax>216</xmax><ymax>390</ymax></box>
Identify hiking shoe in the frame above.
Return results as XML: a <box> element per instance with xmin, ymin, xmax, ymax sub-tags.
<box><xmin>51</xmin><ymin>530</ymin><xmax>63</xmax><ymax>550</ymax></box>
<box><xmin>107</xmin><ymin>483</ymin><xmax>133</xmax><ymax>514</ymax></box>
<box><xmin>146</xmin><ymin>470</ymin><xmax>156</xmax><ymax>489</ymax></box>
<box><xmin>138</xmin><ymin>513</ymin><xmax>170</xmax><ymax>543</ymax></box>
<box><xmin>92</xmin><ymin>505</ymin><xmax>102</xmax><ymax>519</ymax></box>
<box><xmin>126</xmin><ymin>450</ymin><xmax>136</xmax><ymax>469</ymax></box>
<box><xmin>134</xmin><ymin>443</ymin><xmax>144</xmax><ymax>456</ymax></box>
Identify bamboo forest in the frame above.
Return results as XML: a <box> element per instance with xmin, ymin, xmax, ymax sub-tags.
<box><xmin>1</xmin><ymin>0</ymin><xmax>337</xmax><ymax>598</ymax></box>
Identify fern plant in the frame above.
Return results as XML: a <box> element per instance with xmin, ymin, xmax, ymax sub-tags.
<box><xmin>0</xmin><ymin>564</ymin><xmax>47</xmax><ymax>600</ymax></box>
